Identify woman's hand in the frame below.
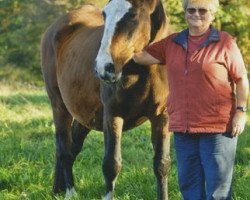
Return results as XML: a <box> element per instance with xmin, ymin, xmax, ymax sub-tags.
<box><xmin>232</xmin><ymin>111</ymin><xmax>247</xmax><ymax>137</ymax></box>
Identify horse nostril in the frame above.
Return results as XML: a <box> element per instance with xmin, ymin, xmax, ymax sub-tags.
<box><xmin>105</xmin><ymin>63</ymin><xmax>115</xmax><ymax>74</ymax></box>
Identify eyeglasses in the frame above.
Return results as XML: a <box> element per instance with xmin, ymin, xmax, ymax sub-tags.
<box><xmin>186</xmin><ymin>7</ymin><xmax>209</xmax><ymax>15</ymax></box>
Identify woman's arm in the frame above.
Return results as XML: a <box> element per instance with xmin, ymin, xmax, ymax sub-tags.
<box><xmin>133</xmin><ymin>51</ymin><xmax>161</xmax><ymax>65</ymax></box>
<box><xmin>232</xmin><ymin>74</ymin><xmax>249</xmax><ymax>136</ymax></box>
<box><xmin>236</xmin><ymin>74</ymin><xmax>249</xmax><ymax>108</ymax></box>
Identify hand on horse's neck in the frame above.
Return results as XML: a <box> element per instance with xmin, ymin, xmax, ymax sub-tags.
<box><xmin>189</xmin><ymin>25</ymin><xmax>210</xmax><ymax>36</ymax></box>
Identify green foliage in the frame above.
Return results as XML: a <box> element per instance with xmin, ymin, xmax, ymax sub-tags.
<box><xmin>164</xmin><ymin>0</ymin><xmax>186</xmax><ymax>31</ymax></box>
<box><xmin>0</xmin><ymin>83</ymin><xmax>249</xmax><ymax>199</ymax></box>
<box><xmin>216</xmin><ymin>0</ymin><xmax>250</xmax><ymax>69</ymax></box>
<box><xmin>0</xmin><ymin>0</ymin><xmax>92</xmax><ymax>85</ymax></box>
<box><xmin>0</xmin><ymin>0</ymin><xmax>249</xmax><ymax>85</ymax></box>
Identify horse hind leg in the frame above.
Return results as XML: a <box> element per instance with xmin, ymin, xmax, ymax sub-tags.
<box><xmin>49</xmin><ymin>90</ymin><xmax>90</xmax><ymax>199</ymax></box>
<box><xmin>71</xmin><ymin>120</ymin><xmax>90</xmax><ymax>160</ymax></box>
<box><xmin>65</xmin><ymin>120</ymin><xmax>90</xmax><ymax>200</ymax></box>
<box><xmin>52</xmin><ymin>107</ymin><xmax>90</xmax><ymax>198</ymax></box>
<box><xmin>51</xmin><ymin>98</ymin><xmax>74</xmax><ymax>195</ymax></box>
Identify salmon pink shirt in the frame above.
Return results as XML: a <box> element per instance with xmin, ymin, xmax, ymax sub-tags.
<box><xmin>145</xmin><ymin>26</ymin><xmax>247</xmax><ymax>133</ymax></box>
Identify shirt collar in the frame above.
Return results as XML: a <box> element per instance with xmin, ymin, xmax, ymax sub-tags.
<box><xmin>172</xmin><ymin>26</ymin><xmax>220</xmax><ymax>50</ymax></box>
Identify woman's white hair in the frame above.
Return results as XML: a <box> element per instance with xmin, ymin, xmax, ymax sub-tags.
<box><xmin>182</xmin><ymin>0</ymin><xmax>220</xmax><ymax>13</ymax></box>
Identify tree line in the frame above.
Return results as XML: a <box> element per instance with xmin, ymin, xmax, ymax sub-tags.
<box><xmin>0</xmin><ymin>0</ymin><xmax>249</xmax><ymax>85</ymax></box>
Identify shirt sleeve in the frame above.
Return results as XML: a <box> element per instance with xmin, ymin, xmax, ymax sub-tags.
<box><xmin>144</xmin><ymin>38</ymin><xmax>168</xmax><ymax>64</ymax></box>
<box><xmin>224</xmin><ymin>37</ymin><xmax>247</xmax><ymax>82</ymax></box>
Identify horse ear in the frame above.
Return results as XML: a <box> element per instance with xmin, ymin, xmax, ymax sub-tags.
<box><xmin>148</xmin><ymin>0</ymin><xmax>167</xmax><ymax>42</ymax></box>
<box><xmin>145</xmin><ymin>0</ymin><xmax>158</xmax><ymax>14</ymax></box>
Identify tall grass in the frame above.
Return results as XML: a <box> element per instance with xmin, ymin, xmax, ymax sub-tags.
<box><xmin>0</xmin><ymin>83</ymin><xmax>249</xmax><ymax>199</ymax></box>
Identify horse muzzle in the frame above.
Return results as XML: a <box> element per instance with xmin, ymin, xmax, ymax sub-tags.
<box><xmin>95</xmin><ymin>63</ymin><xmax>121</xmax><ymax>84</ymax></box>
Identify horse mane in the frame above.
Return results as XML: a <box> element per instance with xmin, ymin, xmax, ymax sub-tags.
<box><xmin>149</xmin><ymin>0</ymin><xmax>169</xmax><ymax>43</ymax></box>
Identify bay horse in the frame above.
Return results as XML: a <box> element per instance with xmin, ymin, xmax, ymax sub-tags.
<box><xmin>41</xmin><ymin>0</ymin><xmax>170</xmax><ymax>199</ymax></box>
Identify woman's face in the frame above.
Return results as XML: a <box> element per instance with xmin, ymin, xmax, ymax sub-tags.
<box><xmin>185</xmin><ymin>3</ymin><xmax>214</xmax><ymax>30</ymax></box>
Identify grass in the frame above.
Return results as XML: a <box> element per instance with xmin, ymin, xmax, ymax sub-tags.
<box><xmin>0</xmin><ymin>82</ymin><xmax>249</xmax><ymax>200</ymax></box>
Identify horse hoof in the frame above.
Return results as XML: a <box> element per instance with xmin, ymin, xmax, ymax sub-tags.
<box><xmin>104</xmin><ymin>191</ymin><xmax>113</xmax><ymax>200</ymax></box>
<box><xmin>65</xmin><ymin>187</ymin><xmax>78</xmax><ymax>200</ymax></box>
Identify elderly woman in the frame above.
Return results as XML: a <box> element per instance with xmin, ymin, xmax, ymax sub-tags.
<box><xmin>133</xmin><ymin>0</ymin><xmax>249</xmax><ymax>199</ymax></box>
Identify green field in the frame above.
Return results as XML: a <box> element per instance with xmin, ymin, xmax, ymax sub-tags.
<box><xmin>0</xmin><ymin>83</ymin><xmax>249</xmax><ymax>200</ymax></box>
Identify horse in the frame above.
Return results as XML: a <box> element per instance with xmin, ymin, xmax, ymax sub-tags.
<box><xmin>41</xmin><ymin>0</ymin><xmax>171</xmax><ymax>199</ymax></box>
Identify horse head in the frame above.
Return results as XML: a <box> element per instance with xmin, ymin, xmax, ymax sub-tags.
<box><xmin>95</xmin><ymin>0</ymin><xmax>167</xmax><ymax>83</ymax></box>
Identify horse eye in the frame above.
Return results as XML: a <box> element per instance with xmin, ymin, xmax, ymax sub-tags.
<box><xmin>128</xmin><ymin>12</ymin><xmax>136</xmax><ymax>18</ymax></box>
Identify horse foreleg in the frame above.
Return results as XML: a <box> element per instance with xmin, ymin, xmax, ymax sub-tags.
<box><xmin>102</xmin><ymin>116</ymin><xmax>123</xmax><ymax>200</ymax></box>
<box><xmin>150</xmin><ymin>114</ymin><xmax>171</xmax><ymax>200</ymax></box>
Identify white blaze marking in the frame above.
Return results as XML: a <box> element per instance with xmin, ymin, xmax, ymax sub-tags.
<box><xmin>95</xmin><ymin>0</ymin><xmax>132</xmax><ymax>76</ymax></box>
<box><xmin>104</xmin><ymin>191</ymin><xmax>113</xmax><ymax>200</ymax></box>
